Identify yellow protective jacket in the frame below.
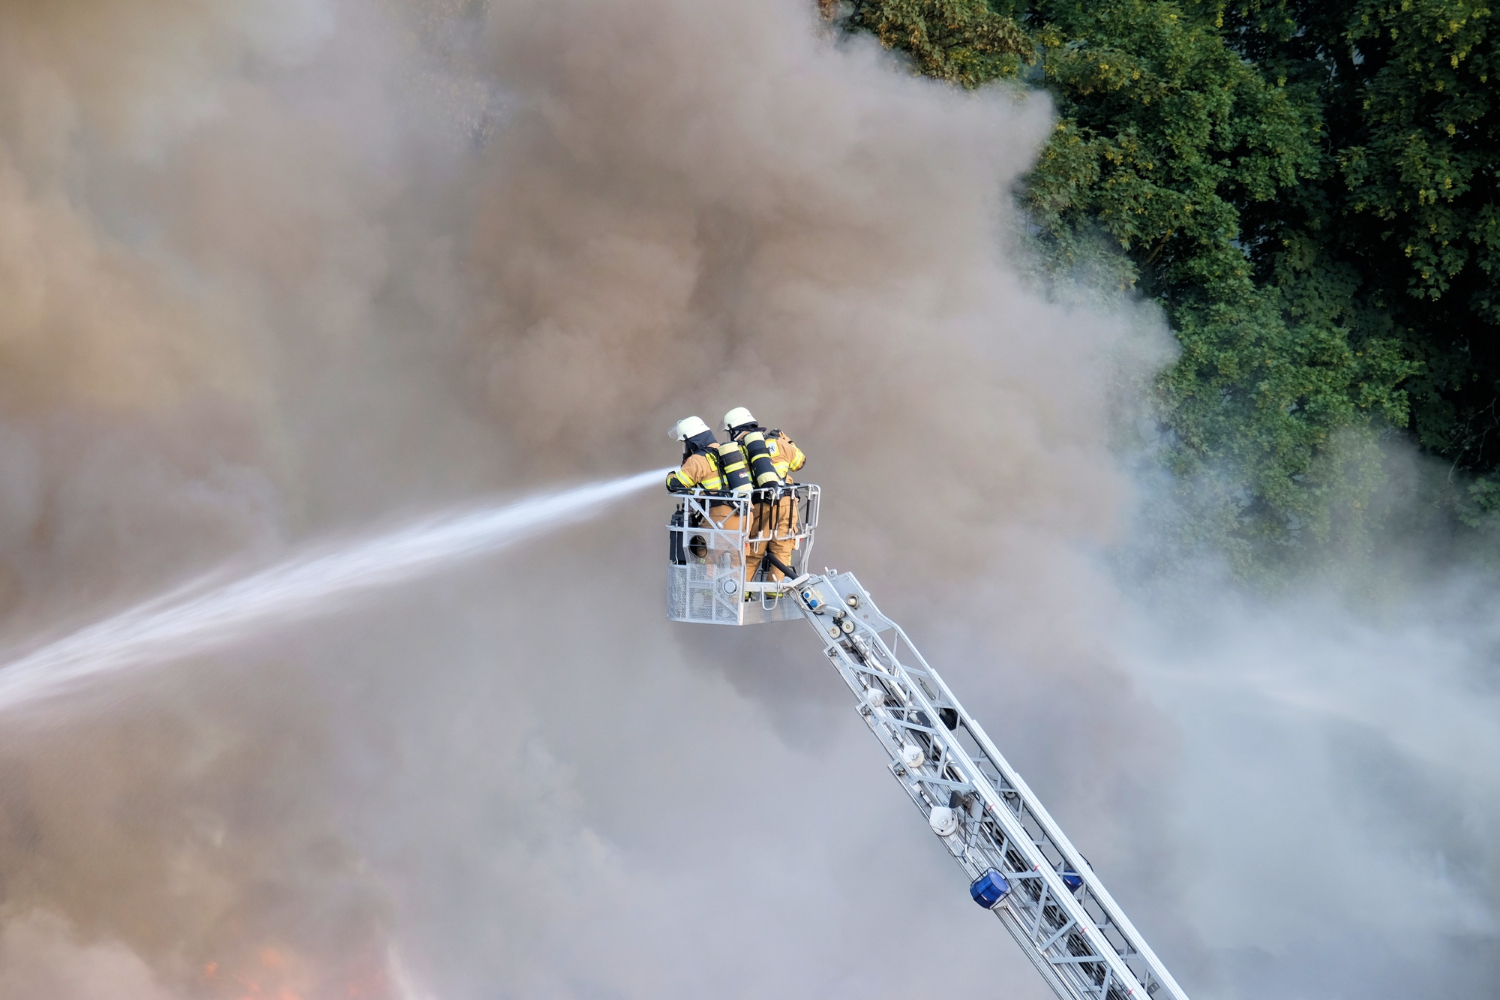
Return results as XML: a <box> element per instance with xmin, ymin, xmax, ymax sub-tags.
<box><xmin>767</xmin><ymin>431</ymin><xmax>805</xmax><ymax>482</ymax></box>
<box><xmin>731</xmin><ymin>428</ymin><xmax>806</xmax><ymax>487</ymax></box>
<box><xmin>666</xmin><ymin>452</ymin><xmax>725</xmax><ymax>492</ymax></box>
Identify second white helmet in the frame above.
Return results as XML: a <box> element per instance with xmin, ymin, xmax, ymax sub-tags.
<box><xmin>672</xmin><ymin>415</ymin><xmax>712</xmax><ymax>441</ymax></box>
<box><xmin>723</xmin><ymin>406</ymin><xmax>756</xmax><ymax>433</ymax></box>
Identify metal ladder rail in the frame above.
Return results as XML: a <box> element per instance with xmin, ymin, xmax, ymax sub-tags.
<box><xmin>871</xmin><ymin>603</ymin><xmax>1188</xmax><ymax>1000</ymax></box>
<box><xmin>897</xmin><ymin>634</ymin><xmax>1190</xmax><ymax>1000</ymax></box>
<box><xmin>795</xmin><ymin>572</ymin><xmax>1189</xmax><ymax>1000</ymax></box>
<box><xmin>803</xmin><ymin>592</ymin><xmax>1137</xmax><ymax>1000</ymax></box>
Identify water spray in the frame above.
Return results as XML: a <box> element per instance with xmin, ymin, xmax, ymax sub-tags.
<box><xmin>0</xmin><ymin>468</ymin><xmax>668</xmax><ymax>714</ymax></box>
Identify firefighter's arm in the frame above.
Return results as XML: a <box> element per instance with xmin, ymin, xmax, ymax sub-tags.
<box><xmin>667</xmin><ymin>453</ymin><xmax>712</xmax><ymax>493</ymax></box>
<box><xmin>783</xmin><ymin>437</ymin><xmax>806</xmax><ymax>472</ymax></box>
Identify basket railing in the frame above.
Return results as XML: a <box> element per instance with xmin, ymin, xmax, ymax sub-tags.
<box><xmin>666</xmin><ymin>484</ymin><xmax>820</xmax><ymax>625</ymax></box>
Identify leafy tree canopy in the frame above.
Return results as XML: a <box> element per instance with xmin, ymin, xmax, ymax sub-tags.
<box><xmin>843</xmin><ymin>0</ymin><xmax>1500</xmax><ymax>564</ymax></box>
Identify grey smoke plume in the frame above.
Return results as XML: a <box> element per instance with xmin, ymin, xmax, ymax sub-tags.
<box><xmin>0</xmin><ymin>0</ymin><xmax>1494</xmax><ymax>998</ymax></box>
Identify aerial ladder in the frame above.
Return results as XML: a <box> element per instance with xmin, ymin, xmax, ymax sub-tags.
<box><xmin>668</xmin><ymin>485</ymin><xmax>1190</xmax><ymax>1000</ymax></box>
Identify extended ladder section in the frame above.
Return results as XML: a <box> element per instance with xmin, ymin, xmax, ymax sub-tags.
<box><xmin>795</xmin><ymin>572</ymin><xmax>1189</xmax><ymax>1000</ymax></box>
<box><xmin>665</xmin><ymin>487</ymin><xmax>1189</xmax><ymax>1000</ymax></box>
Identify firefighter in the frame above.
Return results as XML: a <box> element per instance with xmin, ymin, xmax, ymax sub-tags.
<box><xmin>667</xmin><ymin>416</ymin><xmax>752</xmax><ymax>576</ymax></box>
<box><xmin>723</xmin><ymin>407</ymin><xmax>806</xmax><ymax>585</ymax></box>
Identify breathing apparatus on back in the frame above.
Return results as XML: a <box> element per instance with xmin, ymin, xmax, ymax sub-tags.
<box><xmin>724</xmin><ymin>407</ymin><xmax>783</xmax><ymax>492</ymax></box>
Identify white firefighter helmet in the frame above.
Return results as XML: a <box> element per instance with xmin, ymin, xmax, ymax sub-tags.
<box><xmin>672</xmin><ymin>415</ymin><xmax>712</xmax><ymax>441</ymax></box>
<box><xmin>723</xmin><ymin>406</ymin><xmax>756</xmax><ymax>433</ymax></box>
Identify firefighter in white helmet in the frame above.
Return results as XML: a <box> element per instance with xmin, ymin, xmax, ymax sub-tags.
<box><xmin>723</xmin><ymin>407</ymin><xmax>806</xmax><ymax>586</ymax></box>
<box><xmin>667</xmin><ymin>416</ymin><xmax>753</xmax><ymax>572</ymax></box>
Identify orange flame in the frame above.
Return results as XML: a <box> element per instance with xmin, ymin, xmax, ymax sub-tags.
<box><xmin>197</xmin><ymin>941</ymin><xmax>393</xmax><ymax>1000</ymax></box>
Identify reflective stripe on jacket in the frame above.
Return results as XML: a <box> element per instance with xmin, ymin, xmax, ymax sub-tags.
<box><xmin>735</xmin><ymin>430</ymin><xmax>783</xmax><ymax>488</ymax></box>
<box><xmin>666</xmin><ymin>452</ymin><xmax>725</xmax><ymax>491</ymax></box>
<box><xmin>712</xmin><ymin>441</ymin><xmax>753</xmax><ymax>494</ymax></box>
<box><xmin>767</xmin><ymin>432</ymin><xmax>805</xmax><ymax>481</ymax></box>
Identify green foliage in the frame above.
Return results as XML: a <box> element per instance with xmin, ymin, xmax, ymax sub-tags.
<box><xmin>1459</xmin><ymin>473</ymin><xmax>1500</xmax><ymax>526</ymax></box>
<box><xmin>1017</xmin><ymin>1</ymin><xmax>1404</xmax><ymax>554</ymax></box>
<box><xmin>849</xmin><ymin>0</ymin><xmax>1500</xmax><ymax>566</ymax></box>
<box><xmin>1202</xmin><ymin>0</ymin><xmax>1500</xmax><ymax>466</ymax></box>
<box><xmin>1340</xmin><ymin>1</ymin><xmax>1497</xmax><ymax>314</ymax></box>
<box><xmin>847</xmin><ymin>0</ymin><xmax>1033</xmax><ymax>85</ymax></box>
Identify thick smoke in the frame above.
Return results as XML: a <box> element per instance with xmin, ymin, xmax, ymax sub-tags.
<box><xmin>0</xmin><ymin>1</ymin><xmax>1494</xmax><ymax>998</ymax></box>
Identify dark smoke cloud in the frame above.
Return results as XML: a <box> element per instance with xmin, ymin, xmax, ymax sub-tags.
<box><xmin>0</xmin><ymin>0</ymin><xmax>1493</xmax><ymax>998</ymax></box>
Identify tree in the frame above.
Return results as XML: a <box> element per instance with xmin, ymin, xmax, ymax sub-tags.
<box><xmin>846</xmin><ymin>0</ymin><xmax>1500</xmax><ymax>560</ymax></box>
<box><xmin>846</xmin><ymin>0</ymin><xmax>1032</xmax><ymax>86</ymax></box>
<box><xmin>850</xmin><ymin>0</ymin><xmax>1424</xmax><ymax>560</ymax></box>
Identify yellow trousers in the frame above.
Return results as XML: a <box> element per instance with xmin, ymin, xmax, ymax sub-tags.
<box><xmin>747</xmin><ymin>497</ymin><xmax>798</xmax><ymax>581</ymax></box>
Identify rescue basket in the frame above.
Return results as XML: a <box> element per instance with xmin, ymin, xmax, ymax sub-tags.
<box><xmin>666</xmin><ymin>484</ymin><xmax>820</xmax><ymax>626</ymax></box>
